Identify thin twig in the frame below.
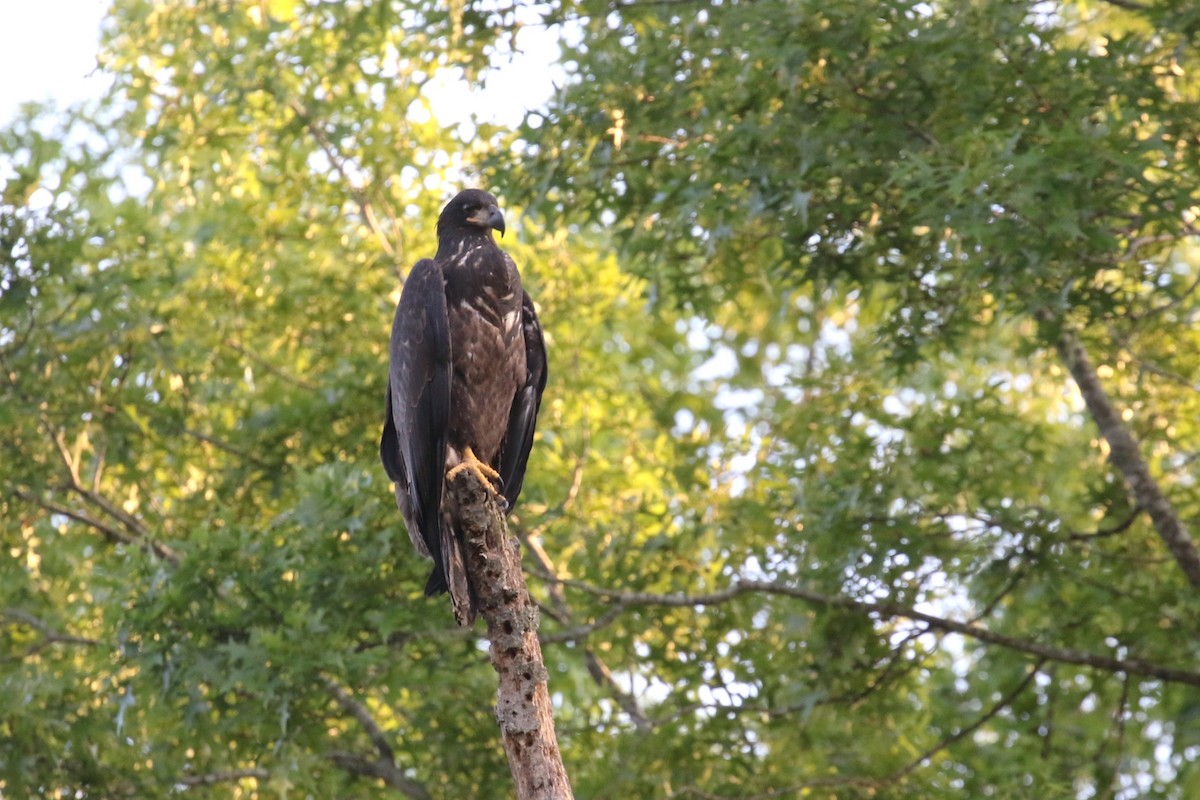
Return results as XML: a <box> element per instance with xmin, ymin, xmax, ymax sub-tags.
<box><xmin>522</xmin><ymin>531</ymin><xmax>652</xmax><ymax>731</ymax></box>
<box><xmin>288</xmin><ymin>100</ymin><xmax>401</xmax><ymax>263</ymax></box>
<box><xmin>2</xmin><ymin>608</ymin><xmax>100</xmax><ymax>649</ymax></box>
<box><xmin>176</xmin><ymin>768</ymin><xmax>270</xmax><ymax>787</ymax></box>
<box><xmin>671</xmin><ymin>662</ymin><xmax>1044</xmax><ymax>799</ymax></box>
<box><xmin>185</xmin><ymin>428</ymin><xmax>273</xmax><ymax>469</ymax></box>
<box><xmin>222</xmin><ymin>338</ymin><xmax>323</xmax><ymax>392</ymax></box>
<box><xmin>893</xmin><ymin>660</ymin><xmax>1043</xmax><ymax>782</ymax></box>
<box><xmin>325</xmin><ymin>752</ymin><xmax>432</xmax><ymax>799</ymax></box>
<box><xmin>1103</xmin><ymin>673</ymin><xmax>1133</xmax><ymax>796</ymax></box>
<box><xmin>1068</xmin><ymin>507</ymin><xmax>1143</xmax><ymax>541</ymax></box>
<box><xmin>1098</xmin><ymin>0</ymin><xmax>1150</xmax><ymax>11</ymax></box>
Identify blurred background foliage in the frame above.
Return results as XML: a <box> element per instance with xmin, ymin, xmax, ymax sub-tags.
<box><xmin>3</xmin><ymin>0</ymin><xmax>1200</xmax><ymax>797</ymax></box>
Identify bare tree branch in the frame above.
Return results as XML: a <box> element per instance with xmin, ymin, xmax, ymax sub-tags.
<box><xmin>516</xmin><ymin>423</ymin><xmax>651</xmax><ymax>733</ymax></box>
<box><xmin>12</xmin><ymin>487</ymin><xmax>178</xmax><ymax>563</ymax></box>
<box><xmin>1128</xmin><ymin>266</ymin><xmax>1200</xmax><ymax>322</ymax></box>
<box><xmin>582</xmin><ymin>651</ymin><xmax>652</xmax><ymax>731</ymax></box>
<box><xmin>46</xmin><ymin>423</ymin><xmax>83</xmax><ymax>487</ymax></box>
<box><xmin>536</xmin><ymin>574</ymin><xmax>1200</xmax><ymax>688</ymax></box>
<box><xmin>67</xmin><ymin>480</ymin><xmax>156</xmax><ymax>544</ymax></box>
<box><xmin>29</xmin><ymin>412</ymin><xmax>178</xmax><ymax>562</ymax></box>
<box><xmin>1056</xmin><ymin>330</ymin><xmax>1200</xmax><ymax>586</ymax></box>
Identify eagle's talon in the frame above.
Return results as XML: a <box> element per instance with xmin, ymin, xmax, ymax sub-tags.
<box><xmin>446</xmin><ymin>447</ymin><xmax>502</xmax><ymax>494</ymax></box>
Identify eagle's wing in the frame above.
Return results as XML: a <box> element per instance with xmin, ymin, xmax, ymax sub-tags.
<box><xmin>498</xmin><ymin>289</ymin><xmax>548</xmax><ymax>511</ymax></box>
<box><xmin>379</xmin><ymin>390</ymin><xmax>407</xmax><ymax>503</ymax></box>
<box><xmin>384</xmin><ymin>258</ymin><xmax>453</xmax><ymax>595</ymax></box>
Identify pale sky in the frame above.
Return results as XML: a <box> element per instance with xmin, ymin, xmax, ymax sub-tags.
<box><xmin>0</xmin><ymin>0</ymin><xmax>110</xmax><ymax>126</ymax></box>
<box><xmin>0</xmin><ymin>0</ymin><xmax>562</xmax><ymax>131</ymax></box>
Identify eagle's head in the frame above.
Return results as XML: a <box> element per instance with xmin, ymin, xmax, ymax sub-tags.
<box><xmin>437</xmin><ymin>189</ymin><xmax>506</xmax><ymax>241</ymax></box>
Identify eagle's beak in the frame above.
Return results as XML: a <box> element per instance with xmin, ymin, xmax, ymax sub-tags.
<box><xmin>486</xmin><ymin>205</ymin><xmax>506</xmax><ymax>238</ymax></box>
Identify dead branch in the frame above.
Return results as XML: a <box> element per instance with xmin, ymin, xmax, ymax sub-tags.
<box><xmin>447</xmin><ymin>469</ymin><xmax>574</xmax><ymax>800</ymax></box>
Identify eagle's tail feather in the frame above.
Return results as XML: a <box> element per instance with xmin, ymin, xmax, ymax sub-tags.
<box><xmin>423</xmin><ymin>566</ymin><xmax>448</xmax><ymax>596</ymax></box>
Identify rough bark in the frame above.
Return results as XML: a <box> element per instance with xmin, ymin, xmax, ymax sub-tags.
<box><xmin>447</xmin><ymin>470</ymin><xmax>574</xmax><ymax>800</ymax></box>
<box><xmin>1056</xmin><ymin>331</ymin><xmax>1200</xmax><ymax>588</ymax></box>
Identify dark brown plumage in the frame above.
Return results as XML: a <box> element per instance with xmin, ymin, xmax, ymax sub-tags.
<box><xmin>380</xmin><ymin>189</ymin><xmax>547</xmax><ymax>625</ymax></box>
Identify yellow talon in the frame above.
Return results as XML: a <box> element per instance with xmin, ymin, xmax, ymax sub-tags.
<box><xmin>446</xmin><ymin>447</ymin><xmax>501</xmax><ymax>492</ymax></box>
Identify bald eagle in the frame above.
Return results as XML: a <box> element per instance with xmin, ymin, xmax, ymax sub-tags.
<box><xmin>380</xmin><ymin>189</ymin><xmax>548</xmax><ymax>626</ymax></box>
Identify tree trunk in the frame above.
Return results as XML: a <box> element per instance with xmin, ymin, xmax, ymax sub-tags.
<box><xmin>446</xmin><ymin>470</ymin><xmax>574</xmax><ymax>800</ymax></box>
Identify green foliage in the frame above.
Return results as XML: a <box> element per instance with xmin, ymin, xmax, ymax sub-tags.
<box><xmin>4</xmin><ymin>0</ymin><xmax>1200</xmax><ymax>798</ymax></box>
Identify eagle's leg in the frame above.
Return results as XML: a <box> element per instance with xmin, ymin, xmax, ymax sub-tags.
<box><xmin>446</xmin><ymin>446</ymin><xmax>502</xmax><ymax>493</ymax></box>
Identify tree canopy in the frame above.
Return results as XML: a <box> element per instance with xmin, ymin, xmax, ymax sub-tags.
<box><xmin>3</xmin><ymin>0</ymin><xmax>1200</xmax><ymax>797</ymax></box>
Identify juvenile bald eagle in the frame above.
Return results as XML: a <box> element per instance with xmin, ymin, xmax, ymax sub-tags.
<box><xmin>380</xmin><ymin>189</ymin><xmax>547</xmax><ymax>626</ymax></box>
